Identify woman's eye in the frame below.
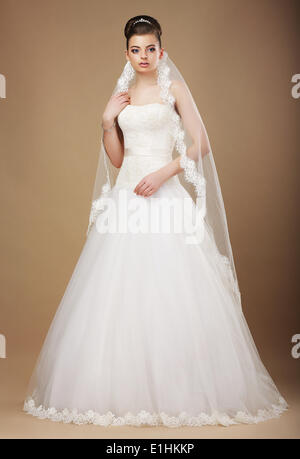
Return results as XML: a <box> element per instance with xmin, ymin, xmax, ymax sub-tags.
<box><xmin>131</xmin><ymin>48</ymin><xmax>156</xmax><ymax>54</ymax></box>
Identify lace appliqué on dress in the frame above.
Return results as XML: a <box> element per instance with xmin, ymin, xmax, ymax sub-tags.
<box><xmin>23</xmin><ymin>395</ymin><xmax>288</xmax><ymax>428</ymax></box>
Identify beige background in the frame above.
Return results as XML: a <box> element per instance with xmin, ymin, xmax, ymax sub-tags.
<box><xmin>0</xmin><ymin>0</ymin><xmax>299</xmax><ymax>438</ymax></box>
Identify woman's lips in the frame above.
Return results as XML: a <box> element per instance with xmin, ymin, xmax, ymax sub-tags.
<box><xmin>139</xmin><ymin>63</ymin><xmax>149</xmax><ymax>67</ymax></box>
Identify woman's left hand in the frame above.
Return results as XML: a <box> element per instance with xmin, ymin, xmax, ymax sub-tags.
<box><xmin>134</xmin><ymin>170</ymin><xmax>167</xmax><ymax>197</ymax></box>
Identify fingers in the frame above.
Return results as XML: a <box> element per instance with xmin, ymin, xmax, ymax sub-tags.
<box><xmin>143</xmin><ymin>185</ymin><xmax>153</xmax><ymax>196</ymax></box>
<box><xmin>119</xmin><ymin>96</ymin><xmax>130</xmax><ymax>104</ymax></box>
<box><xmin>144</xmin><ymin>188</ymin><xmax>154</xmax><ymax>197</ymax></box>
<box><xmin>134</xmin><ymin>180</ymin><xmax>143</xmax><ymax>194</ymax></box>
<box><xmin>115</xmin><ymin>91</ymin><xmax>129</xmax><ymax>98</ymax></box>
<box><xmin>135</xmin><ymin>181</ymin><xmax>148</xmax><ymax>195</ymax></box>
<box><xmin>116</xmin><ymin>92</ymin><xmax>130</xmax><ymax>102</ymax></box>
<box><xmin>135</xmin><ymin>182</ymin><xmax>154</xmax><ymax>197</ymax></box>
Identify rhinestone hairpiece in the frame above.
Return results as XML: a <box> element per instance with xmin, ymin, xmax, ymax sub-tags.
<box><xmin>132</xmin><ymin>18</ymin><xmax>152</xmax><ymax>27</ymax></box>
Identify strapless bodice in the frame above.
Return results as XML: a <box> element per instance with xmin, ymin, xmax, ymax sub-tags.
<box><xmin>117</xmin><ymin>103</ymin><xmax>175</xmax><ymax>158</ymax></box>
<box><xmin>115</xmin><ymin>103</ymin><xmax>178</xmax><ymax>188</ymax></box>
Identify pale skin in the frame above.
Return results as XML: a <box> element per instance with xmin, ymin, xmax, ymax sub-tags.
<box><xmin>102</xmin><ymin>33</ymin><xmax>205</xmax><ymax>197</ymax></box>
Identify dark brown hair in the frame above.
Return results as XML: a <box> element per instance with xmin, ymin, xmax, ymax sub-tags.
<box><xmin>124</xmin><ymin>15</ymin><xmax>162</xmax><ymax>50</ymax></box>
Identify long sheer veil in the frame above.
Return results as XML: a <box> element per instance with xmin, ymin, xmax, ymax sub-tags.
<box><xmin>87</xmin><ymin>51</ymin><xmax>242</xmax><ymax>310</ymax></box>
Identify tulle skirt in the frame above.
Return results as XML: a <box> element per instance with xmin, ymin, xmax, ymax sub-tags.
<box><xmin>23</xmin><ymin>178</ymin><xmax>288</xmax><ymax>427</ymax></box>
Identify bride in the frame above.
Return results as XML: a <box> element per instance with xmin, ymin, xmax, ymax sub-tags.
<box><xmin>23</xmin><ymin>15</ymin><xmax>288</xmax><ymax>428</ymax></box>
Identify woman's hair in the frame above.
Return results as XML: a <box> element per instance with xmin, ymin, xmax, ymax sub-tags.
<box><xmin>124</xmin><ymin>15</ymin><xmax>162</xmax><ymax>50</ymax></box>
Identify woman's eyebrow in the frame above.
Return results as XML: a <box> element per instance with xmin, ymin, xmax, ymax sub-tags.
<box><xmin>130</xmin><ymin>44</ymin><xmax>156</xmax><ymax>49</ymax></box>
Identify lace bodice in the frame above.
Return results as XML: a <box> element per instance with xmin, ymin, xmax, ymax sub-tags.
<box><xmin>115</xmin><ymin>103</ymin><xmax>178</xmax><ymax>188</ymax></box>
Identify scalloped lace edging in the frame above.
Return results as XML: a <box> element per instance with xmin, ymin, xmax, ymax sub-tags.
<box><xmin>23</xmin><ymin>395</ymin><xmax>288</xmax><ymax>428</ymax></box>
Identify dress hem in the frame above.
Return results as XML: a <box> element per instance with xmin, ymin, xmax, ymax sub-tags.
<box><xmin>23</xmin><ymin>395</ymin><xmax>288</xmax><ymax>428</ymax></box>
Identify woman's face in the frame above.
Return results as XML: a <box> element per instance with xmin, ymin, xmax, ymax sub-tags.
<box><xmin>125</xmin><ymin>34</ymin><xmax>163</xmax><ymax>73</ymax></box>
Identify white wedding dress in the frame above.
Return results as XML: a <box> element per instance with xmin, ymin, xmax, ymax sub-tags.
<box><xmin>23</xmin><ymin>103</ymin><xmax>288</xmax><ymax>427</ymax></box>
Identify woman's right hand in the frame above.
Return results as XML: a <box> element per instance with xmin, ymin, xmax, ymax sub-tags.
<box><xmin>102</xmin><ymin>91</ymin><xmax>131</xmax><ymax>126</ymax></box>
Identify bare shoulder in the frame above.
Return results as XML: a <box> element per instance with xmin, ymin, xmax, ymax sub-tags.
<box><xmin>169</xmin><ymin>79</ymin><xmax>187</xmax><ymax>113</ymax></box>
<box><xmin>170</xmin><ymin>79</ymin><xmax>186</xmax><ymax>99</ymax></box>
<box><xmin>169</xmin><ymin>79</ymin><xmax>189</xmax><ymax>106</ymax></box>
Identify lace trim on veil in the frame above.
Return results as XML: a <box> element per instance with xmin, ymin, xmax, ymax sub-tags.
<box><xmin>156</xmin><ymin>55</ymin><xmax>207</xmax><ymax>200</ymax></box>
<box><xmin>23</xmin><ymin>395</ymin><xmax>288</xmax><ymax>428</ymax></box>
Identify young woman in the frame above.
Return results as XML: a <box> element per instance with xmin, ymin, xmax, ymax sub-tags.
<box><xmin>23</xmin><ymin>15</ymin><xmax>288</xmax><ymax>428</ymax></box>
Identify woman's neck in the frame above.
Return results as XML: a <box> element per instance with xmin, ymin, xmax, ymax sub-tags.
<box><xmin>133</xmin><ymin>68</ymin><xmax>158</xmax><ymax>88</ymax></box>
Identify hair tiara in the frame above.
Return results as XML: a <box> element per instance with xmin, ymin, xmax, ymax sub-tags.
<box><xmin>132</xmin><ymin>18</ymin><xmax>152</xmax><ymax>28</ymax></box>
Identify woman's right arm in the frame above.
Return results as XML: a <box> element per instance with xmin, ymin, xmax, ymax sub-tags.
<box><xmin>102</xmin><ymin>91</ymin><xmax>131</xmax><ymax>168</ymax></box>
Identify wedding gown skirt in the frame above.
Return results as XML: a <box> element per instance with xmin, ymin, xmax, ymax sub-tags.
<box><xmin>23</xmin><ymin>103</ymin><xmax>288</xmax><ymax>427</ymax></box>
